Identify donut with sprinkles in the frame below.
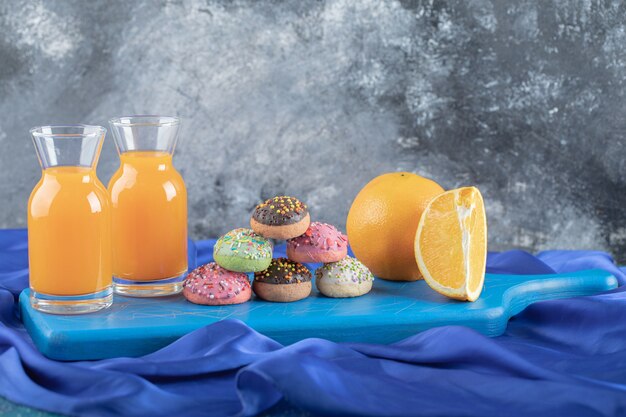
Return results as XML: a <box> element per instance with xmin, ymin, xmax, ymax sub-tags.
<box><xmin>253</xmin><ymin>257</ymin><xmax>312</xmax><ymax>302</ymax></box>
<box><xmin>315</xmin><ymin>256</ymin><xmax>374</xmax><ymax>298</ymax></box>
<box><xmin>213</xmin><ymin>228</ymin><xmax>273</xmax><ymax>273</ymax></box>
<box><xmin>183</xmin><ymin>262</ymin><xmax>251</xmax><ymax>305</ymax></box>
<box><xmin>250</xmin><ymin>196</ymin><xmax>311</xmax><ymax>240</ymax></box>
<box><xmin>287</xmin><ymin>222</ymin><xmax>348</xmax><ymax>263</ymax></box>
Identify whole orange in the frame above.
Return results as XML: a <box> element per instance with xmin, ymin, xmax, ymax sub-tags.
<box><xmin>347</xmin><ymin>172</ymin><xmax>444</xmax><ymax>281</ymax></box>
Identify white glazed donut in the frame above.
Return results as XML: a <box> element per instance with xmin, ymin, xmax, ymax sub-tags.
<box><xmin>315</xmin><ymin>257</ymin><xmax>374</xmax><ymax>298</ymax></box>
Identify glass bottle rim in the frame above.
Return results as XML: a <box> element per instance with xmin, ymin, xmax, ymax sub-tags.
<box><xmin>109</xmin><ymin>115</ymin><xmax>180</xmax><ymax>127</ymax></box>
<box><xmin>30</xmin><ymin>125</ymin><xmax>107</xmax><ymax>138</ymax></box>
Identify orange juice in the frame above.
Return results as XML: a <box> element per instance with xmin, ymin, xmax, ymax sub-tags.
<box><xmin>28</xmin><ymin>167</ymin><xmax>111</xmax><ymax>296</ymax></box>
<box><xmin>108</xmin><ymin>151</ymin><xmax>188</xmax><ymax>282</ymax></box>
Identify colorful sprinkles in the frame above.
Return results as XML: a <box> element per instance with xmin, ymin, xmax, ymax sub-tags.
<box><xmin>214</xmin><ymin>228</ymin><xmax>273</xmax><ymax>260</ymax></box>
<box><xmin>183</xmin><ymin>262</ymin><xmax>251</xmax><ymax>300</ymax></box>
<box><xmin>254</xmin><ymin>257</ymin><xmax>312</xmax><ymax>285</ymax></box>
<box><xmin>287</xmin><ymin>222</ymin><xmax>348</xmax><ymax>251</ymax></box>
<box><xmin>315</xmin><ymin>257</ymin><xmax>375</xmax><ymax>285</ymax></box>
<box><xmin>252</xmin><ymin>196</ymin><xmax>308</xmax><ymax>226</ymax></box>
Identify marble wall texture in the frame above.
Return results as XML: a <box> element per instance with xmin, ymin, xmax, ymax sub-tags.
<box><xmin>0</xmin><ymin>0</ymin><xmax>624</xmax><ymax>261</ymax></box>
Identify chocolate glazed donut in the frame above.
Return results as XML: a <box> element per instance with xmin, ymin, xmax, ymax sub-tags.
<box><xmin>250</xmin><ymin>196</ymin><xmax>311</xmax><ymax>240</ymax></box>
<box><xmin>253</xmin><ymin>257</ymin><xmax>312</xmax><ymax>302</ymax></box>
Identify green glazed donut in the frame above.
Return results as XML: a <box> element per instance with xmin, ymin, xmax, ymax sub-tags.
<box><xmin>213</xmin><ymin>228</ymin><xmax>273</xmax><ymax>273</ymax></box>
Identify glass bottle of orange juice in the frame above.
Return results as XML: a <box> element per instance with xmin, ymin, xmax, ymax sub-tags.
<box><xmin>108</xmin><ymin>116</ymin><xmax>187</xmax><ymax>297</ymax></box>
<box><xmin>28</xmin><ymin>125</ymin><xmax>112</xmax><ymax>314</ymax></box>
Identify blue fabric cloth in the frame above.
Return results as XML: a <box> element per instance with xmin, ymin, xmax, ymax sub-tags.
<box><xmin>1</xmin><ymin>229</ymin><xmax>626</xmax><ymax>417</ymax></box>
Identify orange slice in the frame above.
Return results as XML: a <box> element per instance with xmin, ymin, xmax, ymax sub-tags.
<box><xmin>414</xmin><ymin>187</ymin><xmax>487</xmax><ymax>301</ymax></box>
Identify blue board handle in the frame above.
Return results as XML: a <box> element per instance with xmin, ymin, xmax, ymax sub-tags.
<box><xmin>487</xmin><ymin>269</ymin><xmax>617</xmax><ymax>318</ymax></box>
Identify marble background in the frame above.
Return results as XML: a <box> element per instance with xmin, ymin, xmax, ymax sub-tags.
<box><xmin>0</xmin><ymin>0</ymin><xmax>624</xmax><ymax>261</ymax></box>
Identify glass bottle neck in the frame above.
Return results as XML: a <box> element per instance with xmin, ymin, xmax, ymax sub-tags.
<box><xmin>30</xmin><ymin>126</ymin><xmax>105</xmax><ymax>170</ymax></box>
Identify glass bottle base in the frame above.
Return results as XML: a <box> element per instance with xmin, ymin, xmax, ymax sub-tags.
<box><xmin>113</xmin><ymin>273</ymin><xmax>186</xmax><ymax>297</ymax></box>
<box><xmin>30</xmin><ymin>286</ymin><xmax>113</xmax><ymax>315</ymax></box>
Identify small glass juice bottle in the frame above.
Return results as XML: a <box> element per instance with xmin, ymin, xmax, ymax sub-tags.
<box><xmin>28</xmin><ymin>125</ymin><xmax>112</xmax><ymax>314</ymax></box>
<box><xmin>108</xmin><ymin>116</ymin><xmax>187</xmax><ymax>297</ymax></box>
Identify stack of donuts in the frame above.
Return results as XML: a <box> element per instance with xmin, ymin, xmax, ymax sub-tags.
<box><xmin>183</xmin><ymin>196</ymin><xmax>374</xmax><ymax>305</ymax></box>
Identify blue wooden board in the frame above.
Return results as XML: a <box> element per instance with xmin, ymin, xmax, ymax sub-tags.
<box><xmin>20</xmin><ymin>269</ymin><xmax>617</xmax><ymax>361</ymax></box>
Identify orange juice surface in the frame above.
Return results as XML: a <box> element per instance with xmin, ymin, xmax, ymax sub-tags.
<box><xmin>28</xmin><ymin>167</ymin><xmax>111</xmax><ymax>295</ymax></box>
<box><xmin>108</xmin><ymin>151</ymin><xmax>188</xmax><ymax>281</ymax></box>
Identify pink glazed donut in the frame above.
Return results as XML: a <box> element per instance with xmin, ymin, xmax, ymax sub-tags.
<box><xmin>183</xmin><ymin>262</ymin><xmax>251</xmax><ymax>305</ymax></box>
<box><xmin>286</xmin><ymin>222</ymin><xmax>348</xmax><ymax>264</ymax></box>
